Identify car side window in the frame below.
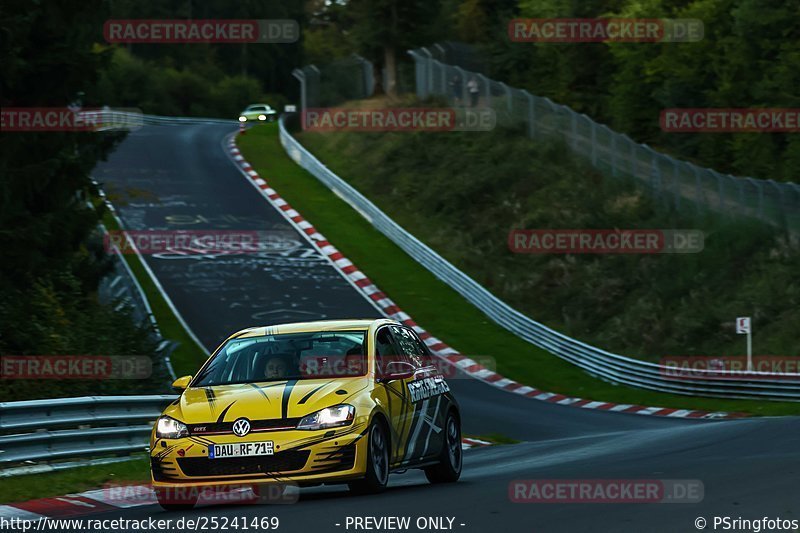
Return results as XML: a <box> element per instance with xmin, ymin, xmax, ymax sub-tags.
<box><xmin>375</xmin><ymin>327</ymin><xmax>395</xmax><ymax>358</ymax></box>
<box><xmin>390</xmin><ymin>325</ymin><xmax>426</xmax><ymax>368</ymax></box>
<box><xmin>375</xmin><ymin>326</ymin><xmax>411</xmax><ymax>375</ymax></box>
<box><xmin>405</xmin><ymin>327</ymin><xmax>433</xmax><ymax>363</ymax></box>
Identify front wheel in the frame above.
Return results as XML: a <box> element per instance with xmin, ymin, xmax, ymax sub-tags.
<box><xmin>424</xmin><ymin>410</ymin><xmax>462</xmax><ymax>484</ymax></box>
<box><xmin>348</xmin><ymin>419</ymin><xmax>390</xmax><ymax>494</ymax></box>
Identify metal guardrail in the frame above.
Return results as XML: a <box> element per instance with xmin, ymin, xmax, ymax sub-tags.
<box><xmin>277</xmin><ymin>115</ymin><xmax>800</xmax><ymax>401</ymax></box>
<box><xmin>407</xmin><ymin>47</ymin><xmax>799</xmax><ymax>235</ymax></box>
<box><xmin>4</xmin><ymin>110</ymin><xmax>793</xmax><ymax>476</ymax></box>
<box><xmin>79</xmin><ymin>110</ymin><xmax>236</xmax><ymax>129</ymax></box>
<box><xmin>95</xmin><ymin>202</ymin><xmax>180</xmax><ymax>382</ymax></box>
<box><xmin>0</xmin><ymin>395</ymin><xmax>177</xmax><ymax>467</ymax></box>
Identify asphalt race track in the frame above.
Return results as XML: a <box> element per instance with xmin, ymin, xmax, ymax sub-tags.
<box><xmin>91</xmin><ymin>123</ymin><xmax>800</xmax><ymax>533</ymax></box>
<box><xmin>94</xmin><ymin>123</ymin><xmax>382</xmax><ymax>350</ymax></box>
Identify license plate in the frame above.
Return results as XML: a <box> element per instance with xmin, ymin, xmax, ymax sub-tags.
<box><xmin>209</xmin><ymin>441</ymin><xmax>274</xmax><ymax>459</ymax></box>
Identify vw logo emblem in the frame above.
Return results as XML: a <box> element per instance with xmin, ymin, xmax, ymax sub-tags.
<box><xmin>232</xmin><ymin>418</ymin><xmax>251</xmax><ymax>437</ymax></box>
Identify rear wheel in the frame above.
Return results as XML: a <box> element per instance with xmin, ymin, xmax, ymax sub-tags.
<box><xmin>348</xmin><ymin>419</ymin><xmax>390</xmax><ymax>494</ymax></box>
<box><xmin>424</xmin><ymin>410</ymin><xmax>462</xmax><ymax>484</ymax></box>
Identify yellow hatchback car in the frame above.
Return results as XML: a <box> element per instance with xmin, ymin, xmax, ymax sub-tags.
<box><xmin>150</xmin><ymin>319</ymin><xmax>462</xmax><ymax>509</ymax></box>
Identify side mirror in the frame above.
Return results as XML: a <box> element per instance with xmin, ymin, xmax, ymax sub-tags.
<box><xmin>379</xmin><ymin>361</ymin><xmax>415</xmax><ymax>382</ymax></box>
<box><xmin>171</xmin><ymin>375</ymin><xmax>192</xmax><ymax>391</ymax></box>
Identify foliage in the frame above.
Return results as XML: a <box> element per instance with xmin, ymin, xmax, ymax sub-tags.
<box><xmin>297</xmin><ymin>114</ymin><xmax>800</xmax><ymax>362</ymax></box>
<box><xmin>476</xmin><ymin>0</ymin><xmax>799</xmax><ymax>181</ymax></box>
<box><xmin>0</xmin><ymin>0</ymin><xmax>164</xmax><ymax>400</ymax></box>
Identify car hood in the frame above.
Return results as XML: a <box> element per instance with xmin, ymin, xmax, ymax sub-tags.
<box><xmin>165</xmin><ymin>377</ymin><xmax>370</xmax><ymax>424</ymax></box>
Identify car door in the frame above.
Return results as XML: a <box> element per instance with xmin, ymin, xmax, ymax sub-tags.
<box><xmin>390</xmin><ymin>325</ymin><xmax>447</xmax><ymax>463</ymax></box>
<box><xmin>373</xmin><ymin>325</ymin><xmax>419</xmax><ymax>466</ymax></box>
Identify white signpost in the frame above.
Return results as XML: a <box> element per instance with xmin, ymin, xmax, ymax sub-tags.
<box><xmin>736</xmin><ymin>317</ymin><xmax>752</xmax><ymax>372</ymax></box>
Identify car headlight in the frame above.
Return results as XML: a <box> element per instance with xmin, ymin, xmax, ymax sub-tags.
<box><xmin>239</xmin><ymin>116</ymin><xmax>247</xmax><ymax>122</ymax></box>
<box><xmin>258</xmin><ymin>114</ymin><xmax>266</xmax><ymax>120</ymax></box>
<box><xmin>156</xmin><ymin>416</ymin><xmax>189</xmax><ymax>439</ymax></box>
<box><xmin>296</xmin><ymin>405</ymin><xmax>355</xmax><ymax>430</ymax></box>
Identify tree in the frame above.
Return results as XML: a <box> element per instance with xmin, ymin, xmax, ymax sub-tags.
<box><xmin>345</xmin><ymin>0</ymin><xmax>445</xmax><ymax>97</ymax></box>
<box><xmin>0</xmin><ymin>0</ymin><xmax>161</xmax><ymax>400</ymax></box>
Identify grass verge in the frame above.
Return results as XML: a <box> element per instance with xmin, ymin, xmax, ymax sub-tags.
<box><xmin>0</xmin><ymin>456</ymin><xmax>150</xmax><ymax>504</ymax></box>
<box><xmin>0</xmin><ymin>211</ymin><xmax>212</xmax><ymax>503</ymax></box>
<box><xmin>100</xmin><ymin>210</ymin><xmax>208</xmax><ymax>378</ymax></box>
<box><xmin>238</xmin><ymin>122</ymin><xmax>798</xmax><ymax>416</ymax></box>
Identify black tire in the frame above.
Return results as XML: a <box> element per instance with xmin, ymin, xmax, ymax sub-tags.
<box><xmin>424</xmin><ymin>410</ymin><xmax>462</xmax><ymax>484</ymax></box>
<box><xmin>348</xmin><ymin>419</ymin><xmax>390</xmax><ymax>494</ymax></box>
<box><xmin>155</xmin><ymin>488</ymin><xmax>198</xmax><ymax>511</ymax></box>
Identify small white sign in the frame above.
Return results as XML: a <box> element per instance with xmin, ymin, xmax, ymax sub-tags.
<box><xmin>736</xmin><ymin>317</ymin><xmax>751</xmax><ymax>334</ymax></box>
<box><xmin>284</xmin><ymin>104</ymin><xmax>297</xmax><ymax>113</ymax></box>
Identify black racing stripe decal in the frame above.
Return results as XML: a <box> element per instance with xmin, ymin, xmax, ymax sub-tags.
<box><xmin>397</xmin><ymin>380</ymin><xmax>413</xmax><ymax>461</ymax></box>
<box><xmin>298</xmin><ymin>380</ymin><xmax>335</xmax><ymax>405</ymax></box>
<box><xmin>386</xmin><ymin>382</ymin><xmax>393</xmax><ymax>425</ymax></box>
<box><xmin>190</xmin><ymin>436</ymin><xmax>215</xmax><ymax>446</ymax></box>
<box><xmin>216</xmin><ymin>401</ymin><xmax>236</xmax><ymax>423</ymax></box>
<box><xmin>281</xmin><ymin>379</ymin><xmax>298</xmax><ymax>419</ymax></box>
<box><xmin>420</xmin><ymin>395</ymin><xmax>443</xmax><ymax>458</ymax></box>
<box><xmin>287</xmin><ymin>466</ymin><xmax>355</xmax><ymax>477</ymax></box>
<box><xmin>385</xmin><ymin>385</ymin><xmax>405</xmax><ymax>399</ymax></box>
<box><xmin>204</xmin><ymin>387</ymin><xmax>217</xmax><ymax>412</ymax></box>
<box><xmin>259</xmin><ymin>381</ymin><xmax>289</xmax><ymax>388</ymax></box>
<box><xmin>292</xmin><ymin>435</ymin><xmax>340</xmax><ymax>450</ymax></box>
<box><xmin>384</xmin><ymin>383</ymin><xmax>398</xmax><ymax>456</ymax></box>
<box><xmin>402</xmin><ymin>395</ymin><xmax>424</xmax><ymax>461</ymax></box>
<box><xmin>155</xmin><ymin>444</ymin><xmax>180</xmax><ymax>459</ymax></box>
<box><xmin>283</xmin><ymin>424</ymin><xmax>367</xmax><ymax>451</ymax></box>
<box><xmin>248</xmin><ymin>383</ymin><xmax>272</xmax><ymax>404</ymax></box>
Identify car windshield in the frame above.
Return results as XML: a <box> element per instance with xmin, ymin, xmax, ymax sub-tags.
<box><xmin>246</xmin><ymin>105</ymin><xmax>267</xmax><ymax>112</ymax></box>
<box><xmin>192</xmin><ymin>330</ymin><xmax>368</xmax><ymax>386</ymax></box>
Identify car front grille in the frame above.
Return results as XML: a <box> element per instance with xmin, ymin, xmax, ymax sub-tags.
<box><xmin>188</xmin><ymin>418</ymin><xmax>302</xmax><ymax>436</ymax></box>
<box><xmin>177</xmin><ymin>450</ymin><xmax>310</xmax><ymax>477</ymax></box>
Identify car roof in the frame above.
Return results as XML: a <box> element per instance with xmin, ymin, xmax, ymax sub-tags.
<box><xmin>245</xmin><ymin>104</ymin><xmax>270</xmax><ymax>109</ymax></box>
<box><xmin>230</xmin><ymin>318</ymin><xmax>399</xmax><ymax>339</ymax></box>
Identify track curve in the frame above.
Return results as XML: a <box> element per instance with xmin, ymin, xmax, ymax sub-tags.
<box><xmin>90</xmin><ymin>123</ymin><xmax>799</xmax><ymax>533</ymax></box>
